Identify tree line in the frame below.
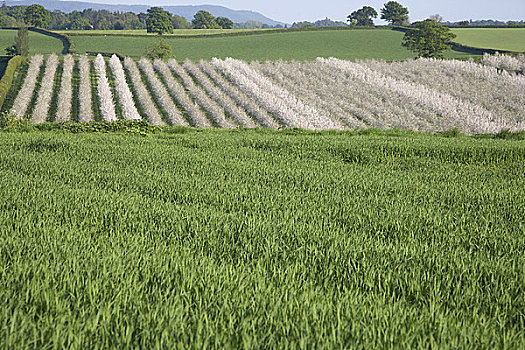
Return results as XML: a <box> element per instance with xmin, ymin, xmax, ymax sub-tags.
<box><xmin>0</xmin><ymin>4</ymin><xmax>244</xmax><ymax>31</ymax></box>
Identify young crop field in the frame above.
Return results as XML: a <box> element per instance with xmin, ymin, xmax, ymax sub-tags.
<box><xmin>69</xmin><ymin>29</ymin><xmax>429</xmax><ymax>61</ymax></box>
<box><xmin>0</xmin><ymin>29</ymin><xmax>63</xmax><ymax>55</ymax></box>
<box><xmin>56</xmin><ymin>28</ymin><xmax>278</xmax><ymax>36</ymax></box>
<box><xmin>451</xmin><ymin>28</ymin><xmax>525</xmax><ymax>52</ymax></box>
<box><xmin>0</xmin><ymin>128</ymin><xmax>524</xmax><ymax>348</ymax></box>
<box><xmin>4</xmin><ymin>53</ymin><xmax>525</xmax><ymax>134</ymax></box>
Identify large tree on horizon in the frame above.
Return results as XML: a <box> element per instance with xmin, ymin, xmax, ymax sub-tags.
<box><xmin>381</xmin><ymin>1</ymin><xmax>409</xmax><ymax>25</ymax></box>
<box><xmin>347</xmin><ymin>6</ymin><xmax>378</xmax><ymax>26</ymax></box>
<box><xmin>192</xmin><ymin>10</ymin><xmax>220</xmax><ymax>29</ymax></box>
<box><xmin>24</xmin><ymin>4</ymin><xmax>50</xmax><ymax>27</ymax></box>
<box><xmin>402</xmin><ymin>19</ymin><xmax>456</xmax><ymax>58</ymax></box>
<box><xmin>146</xmin><ymin>7</ymin><xmax>173</xmax><ymax>35</ymax></box>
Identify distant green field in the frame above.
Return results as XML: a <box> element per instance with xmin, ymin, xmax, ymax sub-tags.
<box><xmin>451</xmin><ymin>28</ymin><xmax>525</xmax><ymax>52</ymax></box>
<box><xmin>57</xmin><ymin>28</ymin><xmax>277</xmax><ymax>36</ymax></box>
<box><xmin>70</xmin><ymin>29</ymin><xmax>471</xmax><ymax>61</ymax></box>
<box><xmin>0</xmin><ymin>29</ymin><xmax>63</xmax><ymax>55</ymax></box>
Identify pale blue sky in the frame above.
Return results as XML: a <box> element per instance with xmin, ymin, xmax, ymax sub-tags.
<box><xmin>80</xmin><ymin>0</ymin><xmax>525</xmax><ymax>23</ymax></box>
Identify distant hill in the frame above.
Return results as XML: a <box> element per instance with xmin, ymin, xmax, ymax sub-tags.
<box><xmin>5</xmin><ymin>0</ymin><xmax>286</xmax><ymax>26</ymax></box>
<box><xmin>444</xmin><ymin>19</ymin><xmax>525</xmax><ymax>26</ymax></box>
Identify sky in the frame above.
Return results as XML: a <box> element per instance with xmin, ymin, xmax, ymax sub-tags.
<box><xmin>72</xmin><ymin>0</ymin><xmax>525</xmax><ymax>24</ymax></box>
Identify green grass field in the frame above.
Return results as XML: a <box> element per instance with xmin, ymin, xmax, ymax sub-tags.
<box><xmin>56</xmin><ymin>28</ymin><xmax>277</xmax><ymax>36</ymax></box>
<box><xmin>1</xmin><ymin>126</ymin><xmax>524</xmax><ymax>348</ymax></box>
<box><xmin>451</xmin><ymin>28</ymin><xmax>525</xmax><ymax>52</ymax></box>
<box><xmin>0</xmin><ymin>29</ymin><xmax>63</xmax><ymax>55</ymax></box>
<box><xmin>69</xmin><ymin>28</ymin><xmax>473</xmax><ymax>61</ymax></box>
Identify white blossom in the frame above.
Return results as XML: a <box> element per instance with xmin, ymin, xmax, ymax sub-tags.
<box><xmin>11</xmin><ymin>55</ymin><xmax>44</xmax><ymax>118</ymax></box>
<box><xmin>199</xmin><ymin>61</ymin><xmax>279</xmax><ymax>128</ymax></box>
<box><xmin>55</xmin><ymin>55</ymin><xmax>74</xmax><ymax>122</ymax></box>
<box><xmin>94</xmin><ymin>54</ymin><xmax>117</xmax><ymax>122</ymax></box>
<box><xmin>138</xmin><ymin>58</ymin><xmax>187</xmax><ymax>126</ymax></box>
<box><xmin>123</xmin><ymin>57</ymin><xmax>165</xmax><ymax>126</ymax></box>
<box><xmin>183</xmin><ymin>60</ymin><xmax>257</xmax><ymax>128</ymax></box>
<box><xmin>32</xmin><ymin>54</ymin><xmax>59</xmax><ymax>123</ymax></box>
<box><xmin>78</xmin><ymin>55</ymin><xmax>94</xmax><ymax>123</ymax></box>
<box><xmin>108</xmin><ymin>55</ymin><xmax>141</xmax><ymax>121</ymax></box>
<box><xmin>153</xmin><ymin>59</ymin><xmax>210</xmax><ymax>128</ymax></box>
<box><xmin>168</xmin><ymin>59</ymin><xmax>234</xmax><ymax>128</ymax></box>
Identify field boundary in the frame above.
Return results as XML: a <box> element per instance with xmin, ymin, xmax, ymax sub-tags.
<box><xmin>1</xmin><ymin>27</ymin><xmax>73</xmax><ymax>54</ymax></box>
<box><xmin>56</xmin><ymin>26</ymin><xmax>387</xmax><ymax>39</ymax></box>
<box><xmin>0</xmin><ymin>55</ymin><xmax>25</xmax><ymax>111</ymax></box>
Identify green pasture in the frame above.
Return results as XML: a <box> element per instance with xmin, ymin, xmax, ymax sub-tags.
<box><xmin>0</xmin><ymin>29</ymin><xmax>63</xmax><ymax>55</ymax></box>
<box><xmin>451</xmin><ymin>28</ymin><xmax>525</xmax><ymax>52</ymax></box>
<box><xmin>56</xmin><ymin>28</ymin><xmax>277</xmax><ymax>36</ymax></box>
<box><xmin>0</xmin><ymin>126</ymin><xmax>524</xmax><ymax>348</ymax></box>
<box><xmin>72</xmin><ymin>29</ymin><xmax>424</xmax><ymax>61</ymax></box>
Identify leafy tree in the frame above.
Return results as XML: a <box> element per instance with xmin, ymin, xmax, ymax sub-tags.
<box><xmin>48</xmin><ymin>10</ymin><xmax>68</xmax><ymax>30</ymax></box>
<box><xmin>24</xmin><ymin>4</ymin><xmax>50</xmax><ymax>27</ymax></box>
<box><xmin>5</xmin><ymin>27</ymin><xmax>28</xmax><ymax>56</ymax></box>
<box><xmin>171</xmin><ymin>14</ymin><xmax>191</xmax><ymax>29</ymax></box>
<box><xmin>216</xmin><ymin>16</ymin><xmax>233</xmax><ymax>29</ymax></box>
<box><xmin>146</xmin><ymin>7</ymin><xmax>173</xmax><ymax>34</ymax></box>
<box><xmin>402</xmin><ymin>19</ymin><xmax>456</xmax><ymax>58</ymax></box>
<box><xmin>347</xmin><ymin>6</ymin><xmax>378</xmax><ymax>26</ymax></box>
<box><xmin>380</xmin><ymin>1</ymin><xmax>409</xmax><ymax>25</ymax></box>
<box><xmin>96</xmin><ymin>17</ymin><xmax>112</xmax><ymax>30</ymax></box>
<box><xmin>192</xmin><ymin>10</ymin><xmax>220</xmax><ymax>29</ymax></box>
<box><xmin>0</xmin><ymin>11</ymin><xmax>17</xmax><ymax>27</ymax></box>
<box><xmin>145</xmin><ymin>38</ymin><xmax>173</xmax><ymax>59</ymax></box>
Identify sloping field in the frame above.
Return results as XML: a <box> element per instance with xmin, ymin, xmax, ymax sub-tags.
<box><xmin>0</xmin><ymin>29</ymin><xmax>63</xmax><ymax>55</ymax></box>
<box><xmin>4</xmin><ymin>54</ymin><xmax>524</xmax><ymax>134</ymax></box>
<box><xmin>70</xmin><ymin>29</ymin><xmax>424</xmax><ymax>61</ymax></box>
<box><xmin>452</xmin><ymin>28</ymin><xmax>525</xmax><ymax>52</ymax></box>
<box><xmin>1</xmin><ymin>129</ymin><xmax>524</xmax><ymax>348</ymax></box>
<box><xmin>56</xmin><ymin>28</ymin><xmax>277</xmax><ymax>36</ymax></box>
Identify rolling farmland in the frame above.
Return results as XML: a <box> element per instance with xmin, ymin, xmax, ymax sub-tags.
<box><xmin>68</xmin><ymin>29</ymin><xmax>425</xmax><ymax>61</ymax></box>
<box><xmin>451</xmin><ymin>28</ymin><xmax>525</xmax><ymax>52</ymax></box>
<box><xmin>4</xmin><ymin>53</ymin><xmax>525</xmax><ymax>134</ymax></box>
<box><xmin>1</xmin><ymin>128</ymin><xmax>524</xmax><ymax>348</ymax></box>
<box><xmin>1</xmin><ymin>24</ymin><xmax>525</xmax><ymax>349</ymax></box>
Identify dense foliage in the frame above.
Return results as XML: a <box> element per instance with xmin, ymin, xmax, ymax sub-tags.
<box><xmin>0</xmin><ymin>129</ymin><xmax>524</xmax><ymax>348</ymax></box>
<box><xmin>402</xmin><ymin>19</ymin><xmax>457</xmax><ymax>58</ymax></box>
<box><xmin>145</xmin><ymin>7</ymin><xmax>173</xmax><ymax>35</ymax></box>
<box><xmin>381</xmin><ymin>1</ymin><xmax>409</xmax><ymax>25</ymax></box>
<box><xmin>348</xmin><ymin>6</ymin><xmax>378</xmax><ymax>26</ymax></box>
<box><xmin>23</xmin><ymin>4</ymin><xmax>50</xmax><ymax>28</ymax></box>
<box><xmin>0</xmin><ymin>5</ymin><xmax>235</xmax><ymax>31</ymax></box>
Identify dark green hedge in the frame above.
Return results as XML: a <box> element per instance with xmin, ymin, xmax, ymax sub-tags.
<box><xmin>0</xmin><ymin>55</ymin><xmax>25</xmax><ymax>111</ymax></box>
<box><xmin>62</xmin><ymin>25</ymin><xmax>389</xmax><ymax>39</ymax></box>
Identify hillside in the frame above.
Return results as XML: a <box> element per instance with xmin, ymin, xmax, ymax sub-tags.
<box><xmin>451</xmin><ymin>28</ymin><xmax>525</xmax><ymax>52</ymax></box>
<box><xmin>5</xmin><ymin>0</ymin><xmax>285</xmax><ymax>26</ymax></box>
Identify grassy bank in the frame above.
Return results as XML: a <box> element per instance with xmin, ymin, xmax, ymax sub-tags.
<box><xmin>0</xmin><ymin>128</ymin><xmax>524</xmax><ymax>348</ymax></box>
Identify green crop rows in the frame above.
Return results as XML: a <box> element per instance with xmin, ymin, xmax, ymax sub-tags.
<box><xmin>1</xmin><ymin>128</ymin><xmax>524</xmax><ymax>348</ymax></box>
